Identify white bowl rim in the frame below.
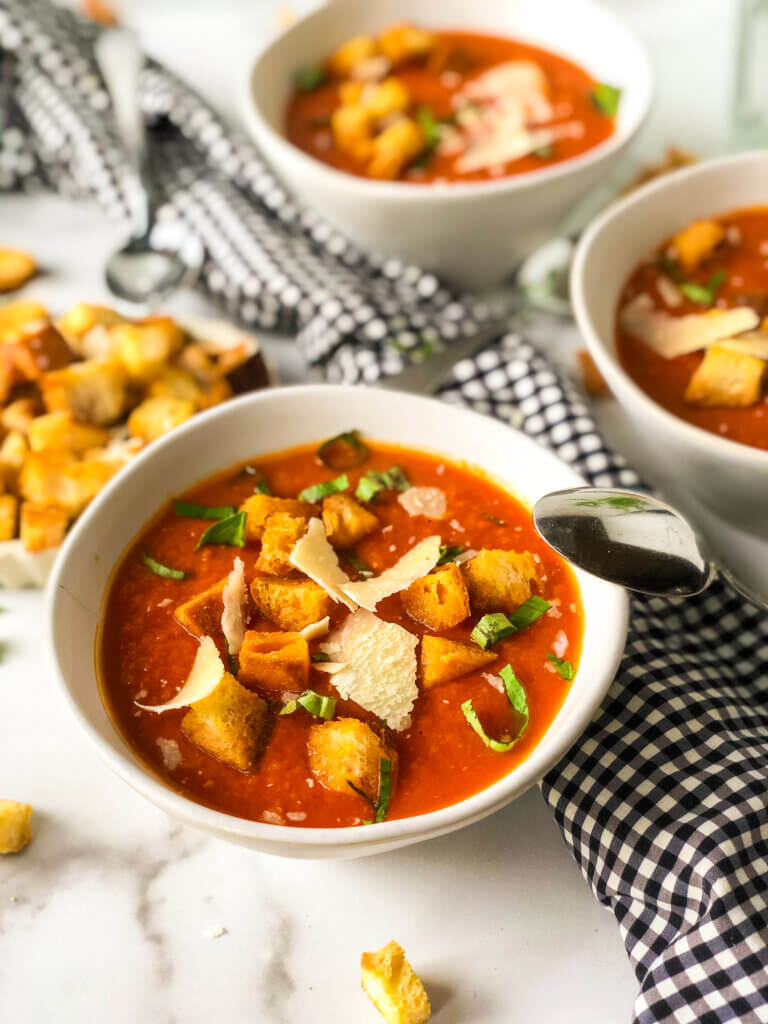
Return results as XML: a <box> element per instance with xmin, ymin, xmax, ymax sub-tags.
<box><xmin>571</xmin><ymin>148</ymin><xmax>768</xmax><ymax>468</ymax></box>
<box><xmin>47</xmin><ymin>384</ymin><xmax>629</xmax><ymax>850</ymax></box>
<box><xmin>241</xmin><ymin>0</ymin><xmax>653</xmax><ymax>202</ymax></box>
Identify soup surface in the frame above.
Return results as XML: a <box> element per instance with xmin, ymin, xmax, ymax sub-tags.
<box><xmin>100</xmin><ymin>439</ymin><xmax>582</xmax><ymax>828</ymax></box>
<box><xmin>285</xmin><ymin>24</ymin><xmax>617</xmax><ymax>184</ymax></box>
<box><xmin>617</xmin><ymin>206</ymin><xmax>768</xmax><ymax>450</ymax></box>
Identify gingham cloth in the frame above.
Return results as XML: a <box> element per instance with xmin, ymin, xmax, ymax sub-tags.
<box><xmin>2</xmin><ymin>4</ymin><xmax>767</xmax><ymax>1021</ymax></box>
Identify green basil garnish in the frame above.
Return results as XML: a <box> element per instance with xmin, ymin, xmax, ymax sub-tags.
<box><xmin>679</xmin><ymin>269</ymin><xmax>727</xmax><ymax>308</ymax></box>
<box><xmin>295</xmin><ymin>65</ymin><xmax>327</xmax><ymax>93</ymax></box>
<box><xmin>462</xmin><ymin>664</ymin><xmax>529</xmax><ymax>753</ymax></box>
<box><xmin>173</xmin><ymin>500</ymin><xmax>237</xmax><ymax>520</ymax></box>
<box><xmin>141</xmin><ymin>551</ymin><xmax>187</xmax><ymax>580</ymax></box>
<box><xmin>591</xmin><ymin>82</ymin><xmax>621</xmax><ymax>117</ymax></box>
<box><xmin>316</xmin><ymin>430</ymin><xmax>368</xmax><ymax>470</ymax></box>
<box><xmin>374</xmin><ymin>758</ymin><xmax>393</xmax><ymax>823</ymax></box>
<box><xmin>280</xmin><ymin>689</ymin><xmax>337</xmax><ymax>720</ymax></box>
<box><xmin>355</xmin><ymin>466</ymin><xmax>411</xmax><ymax>502</ymax></box>
<box><xmin>311</xmin><ymin>652</ymin><xmax>331</xmax><ymax>663</ymax></box>
<box><xmin>471</xmin><ymin>596</ymin><xmax>551</xmax><ymax>649</ymax></box>
<box><xmin>533</xmin><ymin>143</ymin><xmax>554</xmax><ymax>159</ymax></box>
<box><xmin>485</xmin><ymin>513</ymin><xmax>506</xmax><ymax>526</ymax></box>
<box><xmin>298</xmin><ymin>474</ymin><xmax>349</xmax><ymax>503</ymax></box>
<box><xmin>342</xmin><ymin>551</ymin><xmax>374</xmax><ymax>577</ymax></box>
<box><xmin>195</xmin><ymin>511</ymin><xmax>246</xmax><ymax>550</ymax></box>
<box><xmin>547</xmin><ymin>653</ymin><xmax>575</xmax><ymax>680</ymax></box>
<box><xmin>437</xmin><ymin>544</ymin><xmax>465</xmax><ymax>566</ymax></box>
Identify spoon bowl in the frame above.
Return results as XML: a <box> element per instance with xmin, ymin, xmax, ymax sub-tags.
<box><xmin>104</xmin><ymin>239</ymin><xmax>188</xmax><ymax>306</ymax></box>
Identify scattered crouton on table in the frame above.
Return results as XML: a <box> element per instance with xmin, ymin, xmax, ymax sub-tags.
<box><xmin>0</xmin><ymin>799</ymin><xmax>33</xmax><ymax>854</ymax></box>
<box><xmin>361</xmin><ymin>940</ymin><xmax>431</xmax><ymax>1024</ymax></box>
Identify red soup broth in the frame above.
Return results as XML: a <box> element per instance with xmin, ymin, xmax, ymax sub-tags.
<box><xmin>99</xmin><ymin>442</ymin><xmax>583</xmax><ymax>828</ymax></box>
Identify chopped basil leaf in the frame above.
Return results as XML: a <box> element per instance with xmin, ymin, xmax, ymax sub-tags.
<box><xmin>500</xmin><ymin>664</ymin><xmax>529</xmax><ymax>728</ymax></box>
<box><xmin>279</xmin><ymin>689</ymin><xmax>337</xmax><ymax>719</ymax></box>
<box><xmin>591</xmin><ymin>82</ymin><xmax>621</xmax><ymax>117</ymax></box>
<box><xmin>298</xmin><ymin>473</ymin><xmax>349</xmax><ymax>503</ymax></box>
<box><xmin>461</xmin><ymin>700</ymin><xmax>520</xmax><ymax>752</ymax></box>
<box><xmin>253</xmin><ymin>480</ymin><xmax>271</xmax><ymax>495</ymax></box>
<box><xmin>342</xmin><ymin>551</ymin><xmax>373</xmax><ymax>577</ymax></box>
<box><xmin>141</xmin><ymin>551</ymin><xmax>187</xmax><ymax>580</ymax></box>
<box><xmin>533</xmin><ymin>143</ymin><xmax>554</xmax><ymax>159</ymax></box>
<box><xmin>224</xmin><ymin>639</ymin><xmax>238</xmax><ymax>676</ymax></box>
<box><xmin>355</xmin><ymin>465</ymin><xmax>411</xmax><ymax>502</ymax></box>
<box><xmin>195</xmin><ymin>510</ymin><xmax>246</xmax><ymax>550</ymax></box>
<box><xmin>280</xmin><ymin>699</ymin><xmax>298</xmax><ymax>716</ymax></box>
<box><xmin>462</xmin><ymin>663</ymin><xmax>529</xmax><ymax>753</ymax></box>
<box><xmin>574</xmin><ymin>495</ymin><xmax>648</xmax><ymax>511</ymax></box>
<box><xmin>471</xmin><ymin>597</ymin><xmax>551</xmax><ymax>649</ymax></box>
<box><xmin>485</xmin><ymin>513</ymin><xmax>506</xmax><ymax>526</ymax></box>
<box><xmin>546</xmin><ymin>653</ymin><xmax>575</xmax><ymax>680</ymax></box>
<box><xmin>317</xmin><ymin>430</ymin><xmax>368</xmax><ymax>470</ymax></box>
<box><xmin>375</xmin><ymin>757</ymin><xmax>393</xmax><ymax>823</ymax></box>
<box><xmin>655</xmin><ymin>256</ymin><xmax>681</xmax><ymax>281</ymax></box>
<box><xmin>295</xmin><ymin>65</ymin><xmax>327</xmax><ymax>92</ymax></box>
<box><xmin>173</xmin><ymin>500</ymin><xmax>237</xmax><ymax>521</ymax></box>
<box><xmin>679</xmin><ymin>269</ymin><xmax>727</xmax><ymax>308</ymax></box>
<box><xmin>347</xmin><ymin>779</ymin><xmax>377</xmax><ymax>808</ymax></box>
<box><xmin>311</xmin><ymin>652</ymin><xmax>331</xmax><ymax>663</ymax></box>
<box><xmin>437</xmin><ymin>544</ymin><xmax>465</xmax><ymax>566</ymax></box>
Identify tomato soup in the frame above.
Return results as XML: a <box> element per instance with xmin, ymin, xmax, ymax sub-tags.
<box><xmin>617</xmin><ymin>206</ymin><xmax>768</xmax><ymax>451</ymax></box>
<box><xmin>99</xmin><ymin>438</ymin><xmax>582</xmax><ymax>828</ymax></box>
<box><xmin>285</xmin><ymin>24</ymin><xmax>618</xmax><ymax>184</ymax></box>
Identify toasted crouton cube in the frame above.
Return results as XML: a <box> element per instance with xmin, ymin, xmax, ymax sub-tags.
<box><xmin>55</xmin><ymin>303</ymin><xmax>122</xmax><ymax>350</ymax></box>
<box><xmin>322</xmin><ymin>493</ymin><xmax>378</xmax><ymax>548</ymax></box>
<box><xmin>402</xmin><ymin>563</ymin><xmax>470</xmax><ymax>629</ymax></box>
<box><xmin>0</xmin><ymin>800</ymin><xmax>33</xmax><ymax>854</ymax></box>
<box><xmin>420</xmin><ymin>636</ymin><xmax>496</xmax><ymax>689</ymax></box>
<box><xmin>339</xmin><ymin>81</ymin><xmax>365</xmax><ymax>106</ymax></box>
<box><xmin>240</xmin><ymin>494</ymin><xmax>315</xmax><ymax>542</ymax></box>
<box><xmin>0</xmin><ymin>300</ymin><xmax>49</xmax><ymax>344</ymax></box>
<box><xmin>19</xmin><ymin>501</ymin><xmax>68</xmax><ymax>551</ymax></box>
<box><xmin>378</xmin><ymin>24</ymin><xmax>436</xmax><ymax>66</ymax></box>
<box><xmin>331</xmin><ymin>104</ymin><xmax>375</xmax><ymax>162</ymax></box>
<box><xmin>1</xmin><ymin>397</ymin><xmax>40</xmax><ymax>434</ymax></box>
<box><xmin>250</xmin><ymin>576</ymin><xmax>333</xmax><ymax>631</ymax></box>
<box><xmin>111</xmin><ymin>319</ymin><xmax>184</xmax><ymax>382</ymax></box>
<box><xmin>28</xmin><ymin>411</ymin><xmax>109</xmax><ymax>454</ymax></box>
<box><xmin>0</xmin><ymin>429</ymin><xmax>28</xmax><ymax>487</ymax></box>
<box><xmin>238</xmin><ymin>630</ymin><xmax>309</xmax><ymax>694</ymax></box>
<box><xmin>41</xmin><ymin>358</ymin><xmax>128</xmax><ymax>425</ymax></box>
<box><xmin>256</xmin><ymin>512</ymin><xmax>308</xmax><ymax>575</ymax></box>
<box><xmin>175</xmin><ymin>578</ymin><xmax>228</xmax><ymax>641</ymax></box>
<box><xmin>361</xmin><ymin>940</ymin><xmax>431</xmax><ymax>1024</ymax></box>
<box><xmin>684</xmin><ymin>345</ymin><xmax>766</xmax><ymax>407</ymax></box>
<box><xmin>127</xmin><ymin>395</ymin><xmax>196</xmax><ymax>443</ymax></box>
<box><xmin>329</xmin><ymin>35</ymin><xmax>379</xmax><ymax>77</ymax></box>
<box><xmin>461</xmin><ymin>549</ymin><xmax>537</xmax><ymax>615</ymax></box>
<box><xmin>0</xmin><ymin>494</ymin><xmax>18</xmax><ymax>541</ymax></box>
<box><xmin>19</xmin><ymin>451</ymin><xmax>117</xmax><ymax>517</ymax></box>
<box><xmin>9</xmin><ymin>325</ymin><xmax>74</xmax><ymax>384</ymax></box>
<box><xmin>0</xmin><ymin>248</ymin><xmax>37</xmax><ymax>293</ymax></box>
<box><xmin>367</xmin><ymin>118</ymin><xmax>425</xmax><ymax>180</ymax></box>
<box><xmin>181</xmin><ymin>672</ymin><xmax>269</xmax><ymax>771</ymax></box>
<box><xmin>308</xmin><ymin>718</ymin><xmax>395</xmax><ymax>800</ymax></box>
<box><xmin>672</xmin><ymin>219</ymin><xmax>725</xmax><ymax>273</ymax></box>
<box><xmin>364</xmin><ymin>78</ymin><xmax>411</xmax><ymax>120</ymax></box>
<box><xmin>148</xmin><ymin>367</ymin><xmax>204</xmax><ymax>406</ymax></box>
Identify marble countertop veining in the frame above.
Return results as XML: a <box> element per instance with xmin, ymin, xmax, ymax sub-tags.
<box><xmin>0</xmin><ymin>1</ymin><xmax>739</xmax><ymax>1020</ymax></box>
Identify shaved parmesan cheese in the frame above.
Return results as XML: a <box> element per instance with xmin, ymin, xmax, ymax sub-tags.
<box><xmin>454</xmin><ymin>548</ymin><xmax>478</xmax><ymax>565</ymax></box>
<box><xmin>553</xmin><ymin>629</ymin><xmax>569</xmax><ymax>658</ymax></box>
<box><xmin>656</xmin><ymin>275</ymin><xmax>683</xmax><ymax>308</ymax></box>
<box><xmin>156</xmin><ymin>737</ymin><xmax>182</xmax><ymax>770</ymax></box>
<box><xmin>300</xmin><ymin>616</ymin><xmax>331</xmax><ymax>641</ymax></box>
<box><xmin>136</xmin><ymin>636</ymin><xmax>225</xmax><ymax>712</ymax></box>
<box><xmin>221</xmin><ymin>557</ymin><xmax>246</xmax><ymax>656</ymax></box>
<box><xmin>456</xmin><ymin>128</ymin><xmax>554</xmax><ymax>174</ymax></box>
<box><xmin>340</xmin><ymin>535</ymin><xmax>441</xmax><ymax>611</ymax></box>
<box><xmin>619</xmin><ymin>296</ymin><xmax>759</xmax><ymax>358</ymax></box>
<box><xmin>482</xmin><ymin>672</ymin><xmax>505</xmax><ymax>693</ymax></box>
<box><xmin>717</xmin><ymin>333</ymin><xmax>768</xmax><ymax>360</ymax></box>
<box><xmin>289</xmin><ymin>518</ymin><xmax>356</xmax><ymax>610</ymax></box>
<box><xmin>313</xmin><ymin>660</ymin><xmax>348</xmax><ymax>675</ymax></box>
<box><xmin>397</xmin><ymin>487</ymin><xmax>447</xmax><ymax>520</ymax></box>
<box><xmin>318</xmin><ymin>610</ymin><xmax>418</xmax><ymax>730</ymax></box>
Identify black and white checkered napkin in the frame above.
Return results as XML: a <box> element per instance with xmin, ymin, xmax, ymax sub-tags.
<box><xmin>2</xmin><ymin>3</ymin><xmax>767</xmax><ymax>1020</ymax></box>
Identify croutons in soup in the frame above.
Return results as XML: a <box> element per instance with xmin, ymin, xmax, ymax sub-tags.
<box><xmin>617</xmin><ymin>206</ymin><xmax>768</xmax><ymax>450</ymax></box>
<box><xmin>285</xmin><ymin>23</ymin><xmax>619</xmax><ymax>183</ymax></box>
<box><xmin>99</xmin><ymin>436</ymin><xmax>583</xmax><ymax>828</ymax></box>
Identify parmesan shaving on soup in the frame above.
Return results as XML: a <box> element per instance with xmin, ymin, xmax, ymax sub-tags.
<box><xmin>136</xmin><ymin>636</ymin><xmax>224</xmax><ymax>712</ymax></box>
<box><xmin>315</xmin><ymin>610</ymin><xmax>418</xmax><ymax>730</ymax></box>
<box><xmin>340</xmin><ymin>535</ymin><xmax>441</xmax><ymax>611</ymax></box>
<box><xmin>221</xmin><ymin>556</ymin><xmax>246</xmax><ymax>656</ymax></box>
<box><xmin>300</xmin><ymin>616</ymin><xmax>331</xmax><ymax>640</ymax></box>
<box><xmin>716</xmin><ymin>333</ymin><xmax>768</xmax><ymax>360</ymax></box>
<box><xmin>289</xmin><ymin>517</ymin><xmax>357</xmax><ymax>610</ymax></box>
<box><xmin>397</xmin><ymin>486</ymin><xmax>447</xmax><ymax>520</ymax></box>
<box><xmin>619</xmin><ymin>295</ymin><xmax>759</xmax><ymax>358</ymax></box>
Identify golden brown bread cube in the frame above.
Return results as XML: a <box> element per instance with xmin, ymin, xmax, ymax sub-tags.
<box><xmin>240</xmin><ymin>493</ymin><xmax>315</xmax><ymax>542</ymax></box>
<box><xmin>148</xmin><ymin>367</ymin><xmax>204</xmax><ymax>406</ymax></box>
<box><xmin>0</xmin><ymin>300</ymin><xmax>49</xmax><ymax>344</ymax></box>
<box><xmin>250</xmin><ymin>576</ymin><xmax>334</xmax><ymax>631</ymax></box>
<box><xmin>174</xmin><ymin>578</ymin><xmax>229</xmax><ymax>641</ymax></box>
<box><xmin>1</xmin><ymin>397</ymin><xmax>40</xmax><ymax>434</ymax></box>
<box><xmin>19</xmin><ymin>451</ymin><xmax>117</xmax><ymax>517</ymax></box>
<box><xmin>0</xmin><ymin>248</ymin><xmax>37</xmax><ymax>293</ymax></box>
<box><xmin>181</xmin><ymin>672</ymin><xmax>269</xmax><ymax>771</ymax></box>
<box><xmin>0</xmin><ymin>800</ymin><xmax>33</xmax><ymax>854</ymax></box>
<box><xmin>329</xmin><ymin>34</ymin><xmax>379</xmax><ymax>77</ymax></box>
<box><xmin>684</xmin><ymin>345</ymin><xmax>766</xmax><ymax>407</ymax></box>
<box><xmin>367</xmin><ymin>118</ymin><xmax>425</xmax><ymax>180</ymax></box>
<box><xmin>0</xmin><ymin>494</ymin><xmax>18</xmax><ymax>541</ymax></box>
<box><xmin>41</xmin><ymin>358</ymin><xmax>128</xmax><ymax>425</ymax></box>
<box><xmin>307</xmin><ymin>718</ymin><xmax>396</xmax><ymax>801</ymax></box>
<box><xmin>322</xmin><ymin>493</ymin><xmax>378</xmax><ymax>548</ymax></box>
<box><xmin>28</xmin><ymin>411</ymin><xmax>109</xmax><ymax>455</ymax></box>
<box><xmin>331</xmin><ymin>104</ymin><xmax>375</xmax><ymax>162</ymax></box>
<box><xmin>378</xmin><ymin>23</ymin><xmax>436</xmax><ymax>66</ymax></box>
<box><xmin>127</xmin><ymin>396</ymin><xmax>196</xmax><ymax>443</ymax></box>
<box><xmin>19</xmin><ymin>501</ymin><xmax>69</xmax><ymax>551</ymax></box>
<box><xmin>401</xmin><ymin>563</ymin><xmax>471</xmax><ymax>629</ymax></box>
<box><xmin>111</xmin><ymin>319</ymin><xmax>184</xmax><ymax>382</ymax></box>
<box><xmin>461</xmin><ymin>549</ymin><xmax>537</xmax><ymax>615</ymax></box>
<box><xmin>672</xmin><ymin>219</ymin><xmax>725</xmax><ymax>273</ymax></box>
<box><xmin>364</xmin><ymin>77</ymin><xmax>411</xmax><ymax>120</ymax></box>
<box><xmin>8</xmin><ymin>325</ymin><xmax>74</xmax><ymax>384</ymax></box>
<box><xmin>0</xmin><ymin>429</ymin><xmax>28</xmax><ymax>487</ymax></box>
<box><xmin>54</xmin><ymin>302</ymin><xmax>122</xmax><ymax>350</ymax></box>
<box><xmin>420</xmin><ymin>636</ymin><xmax>496</xmax><ymax>689</ymax></box>
<box><xmin>238</xmin><ymin>630</ymin><xmax>309</xmax><ymax>694</ymax></box>
<box><xmin>339</xmin><ymin>81</ymin><xmax>365</xmax><ymax>106</ymax></box>
<box><xmin>361</xmin><ymin>940</ymin><xmax>431</xmax><ymax>1024</ymax></box>
<box><xmin>256</xmin><ymin>512</ymin><xmax>308</xmax><ymax>575</ymax></box>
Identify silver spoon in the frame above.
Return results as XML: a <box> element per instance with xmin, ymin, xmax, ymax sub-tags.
<box><xmin>95</xmin><ymin>28</ymin><xmax>188</xmax><ymax>305</ymax></box>
<box><xmin>533</xmin><ymin>487</ymin><xmax>766</xmax><ymax>610</ymax></box>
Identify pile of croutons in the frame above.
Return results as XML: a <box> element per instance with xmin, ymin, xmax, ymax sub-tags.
<box><xmin>0</xmin><ymin>292</ymin><xmax>266</xmax><ymax>553</ymax></box>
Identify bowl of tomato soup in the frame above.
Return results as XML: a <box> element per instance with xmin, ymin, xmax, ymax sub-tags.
<box><xmin>48</xmin><ymin>386</ymin><xmax>627</xmax><ymax>858</ymax></box>
<box><xmin>242</xmin><ymin>0</ymin><xmax>652</xmax><ymax>288</ymax></box>
<box><xmin>572</xmin><ymin>151</ymin><xmax>768</xmax><ymax>538</ymax></box>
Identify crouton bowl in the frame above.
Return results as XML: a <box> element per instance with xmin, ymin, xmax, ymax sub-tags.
<box><xmin>48</xmin><ymin>386</ymin><xmax>627</xmax><ymax>858</ymax></box>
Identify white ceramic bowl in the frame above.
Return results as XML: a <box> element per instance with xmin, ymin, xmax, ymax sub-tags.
<box><xmin>242</xmin><ymin>0</ymin><xmax>652</xmax><ymax>290</ymax></box>
<box><xmin>48</xmin><ymin>386</ymin><xmax>628</xmax><ymax>859</ymax></box>
<box><xmin>571</xmin><ymin>150</ymin><xmax>768</xmax><ymax>538</ymax></box>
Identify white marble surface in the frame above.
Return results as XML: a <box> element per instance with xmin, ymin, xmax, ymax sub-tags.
<box><xmin>0</xmin><ymin>2</ymin><xmax>741</xmax><ymax>1021</ymax></box>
